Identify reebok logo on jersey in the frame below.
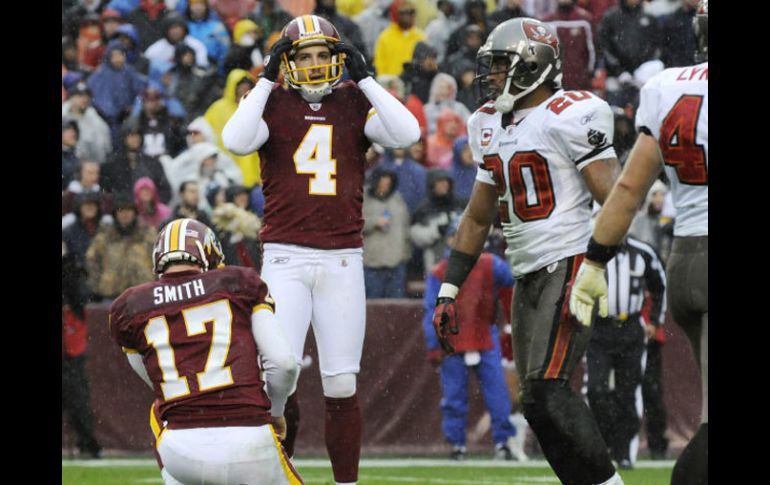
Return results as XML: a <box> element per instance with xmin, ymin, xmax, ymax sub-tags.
<box><xmin>580</xmin><ymin>111</ymin><xmax>597</xmax><ymax>125</ymax></box>
<box><xmin>587</xmin><ymin>129</ymin><xmax>607</xmax><ymax>147</ymax></box>
<box><xmin>270</xmin><ymin>257</ymin><xmax>290</xmax><ymax>264</ymax></box>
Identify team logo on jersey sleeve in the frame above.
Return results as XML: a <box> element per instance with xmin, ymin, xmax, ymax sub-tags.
<box><xmin>587</xmin><ymin>129</ymin><xmax>608</xmax><ymax>147</ymax></box>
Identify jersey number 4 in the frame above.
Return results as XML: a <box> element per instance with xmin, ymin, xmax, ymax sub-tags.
<box><xmin>659</xmin><ymin>95</ymin><xmax>707</xmax><ymax>185</ymax></box>
<box><xmin>294</xmin><ymin>124</ymin><xmax>337</xmax><ymax>195</ymax></box>
<box><xmin>145</xmin><ymin>299</ymin><xmax>234</xmax><ymax>400</ymax></box>
<box><xmin>483</xmin><ymin>151</ymin><xmax>556</xmax><ymax>223</ymax></box>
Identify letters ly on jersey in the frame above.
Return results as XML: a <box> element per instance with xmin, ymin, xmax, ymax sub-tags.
<box><xmin>259</xmin><ymin>82</ymin><xmax>373</xmax><ymax>249</ymax></box>
<box><xmin>109</xmin><ymin>266</ymin><xmax>274</xmax><ymax>429</ymax></box>
<box><xmin>636</xmin><ymin>62</ymin><xmax>708</xmax><ymax>237</ymax></box>
<box><xmin>470</xmin><ymin>90</ymin><xmax>616</xmax><ymax>276</ymax></box>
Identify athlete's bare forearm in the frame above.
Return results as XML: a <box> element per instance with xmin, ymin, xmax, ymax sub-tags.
<box><xmin>453</xmin><ymin>182</ymin><xmax>499</xmax><ymax>257</ymax></box>
<box><xmin>593</xmin><ymin>133</ymin><xmax>663</xmax><ymax>247</ymax></box>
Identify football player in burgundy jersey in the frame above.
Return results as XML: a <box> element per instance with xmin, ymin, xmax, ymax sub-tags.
<box><xmin>434</xmin><ymin>18</ymin><xmax>624</xmax><ymax>485</ymax></box>
<box><xmin>109</xmin><ymin>219</ymin><xmax>302</xmax><ymax>485</ymax></box>
<box><xmin>571</xmin><ymin>2</ymin><xmax>708</xmax><ymax>483</ymax></box>
<box><xmin>222</xmin><ymin>14</ymin><xmax>419</xmax><ymax>485</ymax></box>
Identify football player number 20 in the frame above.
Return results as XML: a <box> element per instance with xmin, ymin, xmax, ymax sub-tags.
<box><xmin>483</xmin><ymin>152</ymin><xmax>556</xmax><ymax>223</ymax></box>
<box><xmin>145</xmin><ymin>299</ymin><xmax>234</xmax><ymax>400</ymax></box>
<box><xmin>659</xmin><ymin>95</ymin><xmax>707</xmax><ymax>185</ymax></box>
<box><xmin>294</xmin><ymin>124</ymin><xmax>337</xmax><ymax>195</ymax></box>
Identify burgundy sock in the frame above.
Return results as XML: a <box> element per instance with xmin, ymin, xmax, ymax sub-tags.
<box><xmin>324</xmin><ymin>394</ymin><xmax>362</xmax><ymax>483</ymax></box>
<box><xmin>282</xmin><ymin>392</ymin><xmax>300</xmax><ymax>458</ymax></box>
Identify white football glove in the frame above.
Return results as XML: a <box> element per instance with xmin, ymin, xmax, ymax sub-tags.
<box><xmin>569</xmin><ymin>262</ymin><xmax>609</xmax><ymax>326</ymax></box>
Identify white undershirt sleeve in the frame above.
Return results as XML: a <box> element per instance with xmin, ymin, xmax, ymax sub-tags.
<box><xmin>126</xmin><ymin>352</ymin><xmax>153</xmax><ymax>389</ymax></box>
<box><xmin>251</xmin><ymin>308</ymin><xmax>298</xmax><ymax>417</ymax></box>
<box><xmin>221</xmin><ymin>78</ymin><xmax>273</xmax><ymax>155</ymax></box>
<box><xmin>359</xmin><ymin>77</ymin><xmax>421</xmax><ymax>148</ymax></box>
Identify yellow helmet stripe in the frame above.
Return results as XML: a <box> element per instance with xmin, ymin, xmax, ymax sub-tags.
<box><xmin>168</xmin><ymin>220</ymin><xmax>181</xmax><ymax>252</ymax></box>
<box><xmin>301</xmin><ymin>15</ymin><xmax>314</xmax><ymax>35</ymax></box>
<box><xmin>178</xmin><ymin>219</ymin><xmax>189</xmax><ymax>252</ymax></box>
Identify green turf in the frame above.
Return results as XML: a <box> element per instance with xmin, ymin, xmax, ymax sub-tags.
<box><xmin>62</xmin><ymin>459</ymin><xmax>673</xmax><ymax>485</ymax></box>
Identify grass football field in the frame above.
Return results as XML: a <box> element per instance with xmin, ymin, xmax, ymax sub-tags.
<box><xmin>62</xmin><ymin>457</ymin><xmax>674</xmax><ymax>484</ymax></box>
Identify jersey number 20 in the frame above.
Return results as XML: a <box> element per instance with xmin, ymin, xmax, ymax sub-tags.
<box><xmin>483</xmin><ymin>151</ymin><xmax>556</xmax><ymax>223</ymax></box>
<box><xmin>145</xmin><ymin>299</ymin><xmax>234</xmax><ymax>400</ymax></box>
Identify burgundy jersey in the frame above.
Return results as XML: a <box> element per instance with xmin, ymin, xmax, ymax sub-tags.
<box><xmin>260</xmin><ymin>81</ymin><xmax>372</xmax><ymax>249</ymax></box>
<box><xmin>110</xmin><ymin>266</ymin><xmax>276</xmax><ymax>429</ymax></box>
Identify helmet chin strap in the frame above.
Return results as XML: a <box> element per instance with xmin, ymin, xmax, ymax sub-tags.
<box><xmin>494</xmin><ymin>62</ymin><xmax>554</xmax><ymax>114</ymax></box>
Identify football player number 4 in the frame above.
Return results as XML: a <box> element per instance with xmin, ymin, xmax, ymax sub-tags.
<box><xmin>483</xmin><ymin>152</ymin><xmax>556</xmax><ymax>223</ymax></box>
<box><xmin>145</xmin><ymin>299</ymin><xmax>234</xmax><ymax>400</ymax></box>
<box><xmin>294</xmin><ymin>124</ymin><xmax>337</xmax><ymax>195</ymax></box>
<box><xmin>659</xmin><ymin>95</ymin><xmax>707</xmax><ymax>185</ymax></box>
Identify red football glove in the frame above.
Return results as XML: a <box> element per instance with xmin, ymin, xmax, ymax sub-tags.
<box><xmin>432</xmin><ymin>297</ymin><xmax>460</xmax><ymax>354</ymax></box>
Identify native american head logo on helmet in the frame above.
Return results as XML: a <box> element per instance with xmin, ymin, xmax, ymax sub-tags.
<box><xmin>152</xmin><ymin>219</ymin><xmax>225</xmax><ymax>274</ymax></box>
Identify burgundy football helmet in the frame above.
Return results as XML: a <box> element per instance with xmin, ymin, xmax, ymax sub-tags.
<box><xmin>153</xmin><ymin>219</ymin><xmax>224</xmax><ymax>274</ymax></box>
<box><xmin>279</xmin><ymin>15</ymin><xmax>344</xmax><ymax>101</ymax></box>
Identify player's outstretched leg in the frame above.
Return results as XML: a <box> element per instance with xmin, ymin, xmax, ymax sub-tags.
<box><xmin>670</xmin><ymin>423</ymin><xmax>708</xmax><ymax>485</ymax></box>
<box><xmin>522</xmin><ymin>379</ymin><xmax>619</xmax><ymax>485</ymax></box>
<box><xmin>323</xmin><ymin>374</ymin><xmax>361</xmax><ymax>485</ymax></box>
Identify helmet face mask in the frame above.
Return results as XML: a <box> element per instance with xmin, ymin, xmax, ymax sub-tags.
<box><xmin>153</xmin><ymin>219</ymin><xmax>225</xmax><ymax>274</ymax></box>
<box><xmin>280</xmin><ymin>15</ymin><xmax>344</xmax><ymax>102</ymax></box>
<box><xmin>474</xmin><ymin>18</ymin><xmax>563</xmax><ymax>112</ymax></box>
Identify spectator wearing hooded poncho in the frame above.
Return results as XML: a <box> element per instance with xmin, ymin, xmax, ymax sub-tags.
<box><xmin>375</xmin><ymin>146</ymin><xmax>426</xmax><ymax>216</ymax></box>
<box><xmin>423</xmin><ymin>73</ymin><xmax>471</xmax><ymax>137</ymax></box>
<box><xmin>62</xmin><ymin>79</ymin><xmax>114</xmax><ymax>164</ymax></box>
<box><xmin>223</xmin><ymin>19</ymin><xmax>265</xmax><ymax>76</ymax></box>
<box><xmin>183</xmin><ymin>0</ymin><xmax>230</xmax><ymax>74</ymax></box>
<box><xmin>133</xmin><ymin>176</ymin><xmax>172</xmax><ymax>229</ymax></box>
<box><xmin>101</xmin><ymin>120</ymin><xmax>172</xmax><ymax>203</ymax></box>
<box><xmin>362</xmin><ymin>167</ymin><xmax>412</xmax><ymax>298</ymax></box>
<box><xmin>145</xmin><ymin>11</ymin><xmax>210</xmax><ymax>68</ymax></box>
<box><xmin>165</xmin><ymin>44</ymin><xmax>220</xmax><ymax>122</ymax></box>
<box><xmin>426</xmin><ymin>108</ymin><xmax>466</xmax><ymax>170</ymax></box>
<box><xmin>111</xmin><ymin>23</ymin><xmax>151</xmax><ymax>75</ymax></box>
<box><xmin>409</xmin><ymin>168</ymin><xmax>466</xmax><ymax>273</ymax></box>
<box><xmin>450</xmin><ymin>135</ymin><xmax>476</xmax><ymax>204</ymax></box>
<box><xmin>124</xmin><ymin>0</ymin><xmax>170</xmax><ymax>51</ymax></box>
<box><xmin>423</xmin><ymin>0</ymin><xmax>463</xmax><ymax>64</ymax></box>
<box><xmin>87</xmin><ymin>40</ymin><xmax>147</xmax><ymax>148</ymax></box>
<box><xmin>399</xmin><ymin>41</ymin><xmax>439</xmax><ymax>105</ymax></box>
<box><xmin>373</xmin><ymin>0</ymin><xmax>427</xmax><ymax>77</ymax></box>
<box><xmin>204</xmin><ymin>69</ymin><xmax>261</xmax><ymax>187</ymax></box>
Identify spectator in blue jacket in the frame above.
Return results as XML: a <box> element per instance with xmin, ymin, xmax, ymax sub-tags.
<box><xmin>184</xmin><ymin>0</ymin><xmax>230</xmax><ymax>75</ymax></box>
<box><xmin>111</xmin><ymin>23</ymin><xmax>150</xmax><ymax>75</ymax></box>
<box><xmin>87</xmin><ymin>40</ymin><xmax>146</xmax><ymax>149</ymax></box>
<box><xmin>450</xmin><ymin>136</ymin><xmax>475</xmax><ymax>204</ymax></box>
<box><xmin>376</xmin><ymin>147</ymin><xmax>426</xmax><ymax>216</ymax></box>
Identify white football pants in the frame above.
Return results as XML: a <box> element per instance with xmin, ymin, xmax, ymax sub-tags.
<box><xmin>158</xmin><ymin>425</ymin><xmax>302</xmax><ymax>485</ymax></box>
<box><xmin>261</xmin><ymin>243</ymin><xmax>366</xmax><ymax>380</ymax></box>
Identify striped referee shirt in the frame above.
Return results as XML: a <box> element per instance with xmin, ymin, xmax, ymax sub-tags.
<box><xmin>605</xmin><ymin>236</ymin><xmax>667</xmax><ymax>326</ymax></box>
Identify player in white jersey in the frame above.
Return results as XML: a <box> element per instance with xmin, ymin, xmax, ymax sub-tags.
<box><xmin>436</xmin><ymin>18</ymin><xmax>624</xmax><ymax>485</ymax></box>
<box><xmin>570</xmin><ymin>2</ymin><xmax>708</xmax><ymax>484</ymax></box>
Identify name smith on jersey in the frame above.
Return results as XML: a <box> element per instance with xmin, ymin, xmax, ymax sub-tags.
<box><xmin>153</xmin><ymin>279</ymin><xmax>206</xmax><ymax>305</ymax></box>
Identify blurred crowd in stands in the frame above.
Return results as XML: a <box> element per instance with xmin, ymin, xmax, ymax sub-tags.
<box><xmin>62</xmin><ymin>0</ymin><xmax>690</xmax><ymax>301</ymax></box>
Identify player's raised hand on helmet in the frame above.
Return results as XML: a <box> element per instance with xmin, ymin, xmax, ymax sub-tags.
<box><xmin>432</xmin><ymin>297</ymin><xmax>460</xmax><ymax>354</ymax></box>
<box><xmin>569</xmin><ymin>261</ymin><xmax>609</xmax><ymax>326</ymax></box>
<box><xmin>262</xmin><ymin>37</ymin><xmax>293</xmax><ymax>82</ymax></box>
<box><xmin>335</xmin><ymin>42</ymin><xmax>370</xmax><ymax>83</ymax></box>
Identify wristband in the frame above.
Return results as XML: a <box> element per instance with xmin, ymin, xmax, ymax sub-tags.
<box><xmin>444</xmin><ymin>249</ymin><xmax>479</xmax><ymax>288</ymax></box>
<box><xmin>585</xmin><ymin>237</ymin><xmax>620</xmax><ymax>264</ymax></box>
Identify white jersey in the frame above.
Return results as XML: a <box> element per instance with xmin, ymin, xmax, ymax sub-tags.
<box><xmin>472</xmin><ymin>90</ymin><xmax>616</xmax><ymax>277</ymax></box>
<box><xmin>635</xmin><ymin>62</ymin><xmax>708</xmax><ymax>237</ymax></box>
